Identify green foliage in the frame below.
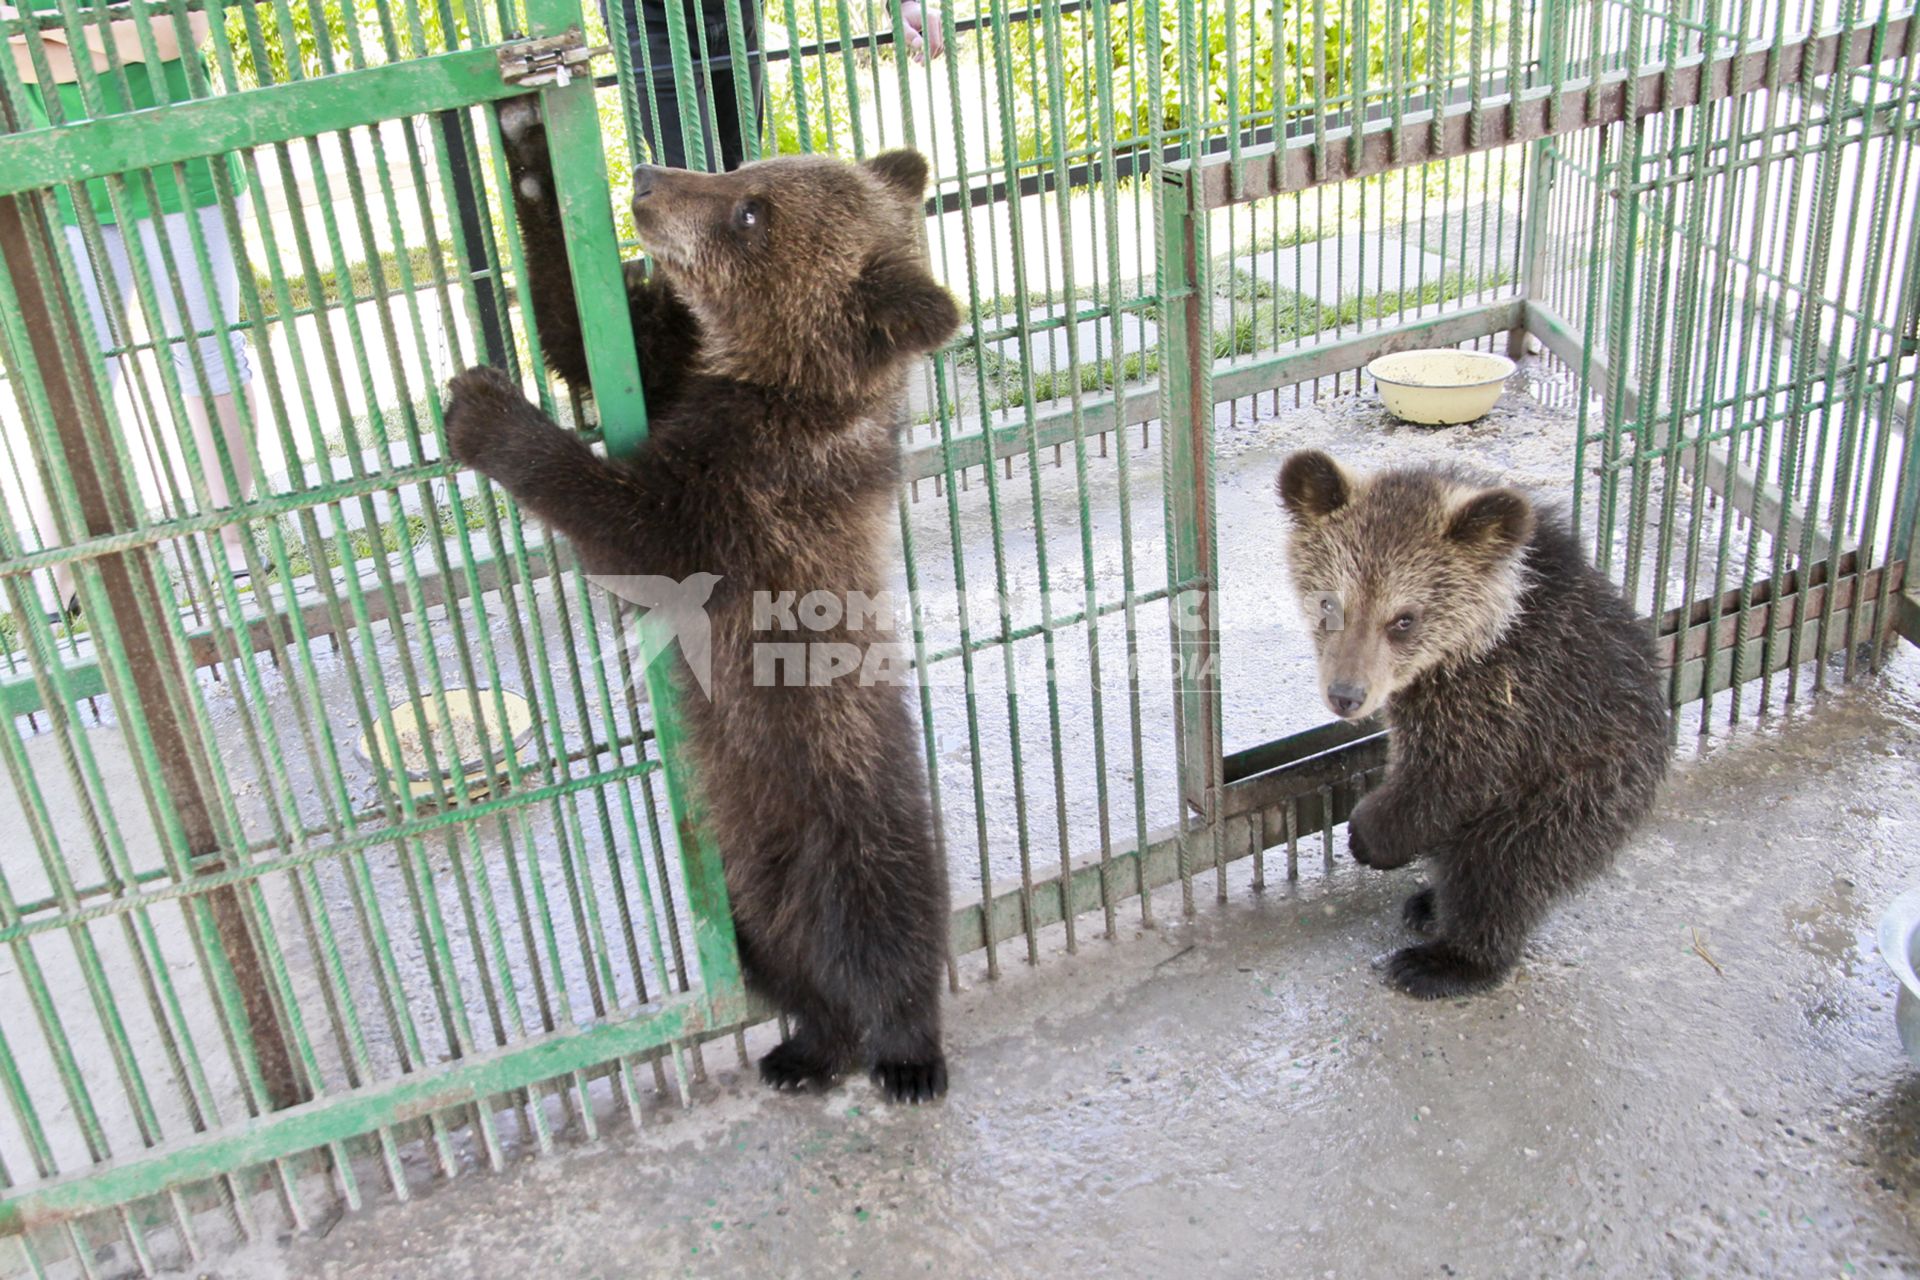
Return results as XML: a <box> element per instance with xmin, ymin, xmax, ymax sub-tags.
<box><xmin>218</xmin><ymin>0</ymin><xmax>467</xmax><ymax>87</ymax></box>
<box><xmin>762</xmin><ymin>3</ymin><xmax>866</xmax><ymax>158</ymax></box>
<box><xmin>1002</xmin><ymin>0</ymin><xmax>1489</xmax><ymax>163</ymax></box>
<box><xmin>247</xmin><ymin>242</ymin><xmax>458</xmax><ymax>320</ymax></box>
<box><xmin>960</xmin><ymin>259</ymin><xmax>1511</xmax><ymax>418</ymax></box>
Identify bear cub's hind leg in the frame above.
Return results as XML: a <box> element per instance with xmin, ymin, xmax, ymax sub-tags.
<box><xmin>1401</xmin><ymin>885</ymin><xmax>1437</xmax><ymax>933</ymax></box>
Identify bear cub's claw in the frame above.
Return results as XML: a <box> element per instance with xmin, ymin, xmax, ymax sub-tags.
<box><xmin>1401</xmin><ymin>886</ymin><xmax>1436</xmax><ymax>933</ymax></box>
<box><xmin>872</xmin><ymin>1054</ymin><xmax>948</xmax><ymax>1104</ymax></box>
<box><xmin>757</xmin><ymin>1040</ymin><xmax>838</xmax><ymax>1093</ymax></box>
<box><xmin>1384</xmin><ymin>942</ymin><xmax>1505</xmax><ymax>1000</ymax></box>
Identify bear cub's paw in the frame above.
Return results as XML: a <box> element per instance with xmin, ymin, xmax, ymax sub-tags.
<box><xmin>496</xmin><ymin>98</ymin><xmax>552</xmax><ymax>202</ymax></box>
<box><xmin>1346</xmin><ymin>791</ymin><xmax>1385</xmax><ymax>868</ymax></box>
<box><xmin>443</xmin><ymin>366</ymin><xmax>545</xmax><ymax>477</ymax></box>
<box><xmin>1347</xmin><ymin>793</ymin><xmax>1418</xmax><ymax>871</ymax></box>
<box><xmin>1347</xmin><ymin>816</ymin><xmax>1377</xmax><ymax>868</ymax></box>
<box><xmin>758</xmin><ymin>1040</ymin><xmax>839</xmax><ymax>1093</ymax></box>
<box><xmin>1401</xmin><ymin>886</ymin><xmax>1437</xmax><ymax>933</ymax></box>
<box><xmin>497</xmin><ymin>96</ymin><xmax>547</xmax><ymax>154</ymax></box>
<box><xmin>872</xmin><ymin>1054</ymin><xmax>949</xmax><ymax>1105</ymax></box>
<box><xmin>1384</xmin><ymin>942</ymin><xmax>1505</xmax><ymax>1000</ymax></box>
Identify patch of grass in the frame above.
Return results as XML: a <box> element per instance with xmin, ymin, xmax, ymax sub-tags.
<box><xmin>949</xmin><ymin>267</ymin><xmax>1513</xmax><ymax>420</ymax></box>
<box><xmin>253</xmin><ymin>490</ymin><xmax>514</xmax><ymax>583</ymax></box>
<box><xmin>248</xmin><ymin>241</ymin><xmax>460</xmax><ymax>321</ymax></box>
<box><xmin>303</xmin><ymin>393</ymin><xmax>441</xmax><ymax>460</ymax></box>
<box><xmin>1</xmin><ymin>490</ymin><xmax>513</xmax><ymax>659</ymax></box>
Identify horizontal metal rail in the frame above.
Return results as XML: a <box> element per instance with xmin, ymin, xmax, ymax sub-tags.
<box><xmin>0</xmin><ymin>46</ymin><xmax>522</xmax><ymax>197</ymax></box>
<box><xmin>0</xmin><ymin>752</ymin><xmax>663</xmax><ymax>947</ymax></box>
<box><xmin>0</xmin><ymin>984</ymin><xmax>741</xmax><ymax>1237</ymax></box>
<box><xmin>1524</xmin><ymin>299</ymin><xmax>1839</xmax><ymax>563</ymax></box>
<box><xmin>0</xmin><ymin>538</ymin><xmax>559</xmax><ymax>717</ymax></box>
<box><xmin>903</xmin><ymin>298</ymin><xmax>1523</xmax><ymax>481</ymax></box>
<box><xmin>1174</xmin><ymin>12</ymin><xmax>1917</xmax><ymax>211</ymax></box>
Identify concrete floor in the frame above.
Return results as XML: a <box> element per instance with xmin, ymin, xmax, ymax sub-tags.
<box><xmin>189</xmin><ymin>646</ymin><xmax>1920</xmax><ymax>1280</ymax></box>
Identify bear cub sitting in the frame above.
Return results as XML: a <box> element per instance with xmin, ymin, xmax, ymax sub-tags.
<box><xmin>1275</xmin><ymin>450</ymin><xmax>1670</xmax><ymax>998</ymax></box>
<box><xmin>443</xmin><ymin>101</ymin><xmax>960</xmax><ymax>1100</ymax></box>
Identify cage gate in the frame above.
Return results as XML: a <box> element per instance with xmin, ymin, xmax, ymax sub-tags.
<box><xmin>0</xmin><ymin>0</ymin><xmax>748</xmax><ymax>1265</ymax></box>
<box><xmin>0</xmin><ymin>0</ymin><xmax>1917</xmax><ymax>1273</ymax></box>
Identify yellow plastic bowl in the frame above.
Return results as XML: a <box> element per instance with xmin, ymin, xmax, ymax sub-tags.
<box><xmin>1366</xmin><ymin>348</ymin><xmax>1516</xmax><ymax>425</ymax></box>
<box><xmin>355</xmin><ymin>687</ymin><xmax>535</xmax><ymax>804</ymax></box>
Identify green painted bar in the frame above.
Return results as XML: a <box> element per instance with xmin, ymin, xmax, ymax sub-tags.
<box><xmin>0</xmin><ymin>995</ymin><xmax>713</xmax><ymax>1237</ymax></box>
<box><xmin>0</xmin><ymin>48</ymin><xmax>525</xmax><ymax>197</ymax></box>
<box><xmin>517</xmin><ymin>1</ymin><xmax>746</xmax><ymax>1011</ymax></box>
<box><xmin>1157</xmin><ymin>159</ymin><xmax>1219</xmax><ymax>823</ymax></box>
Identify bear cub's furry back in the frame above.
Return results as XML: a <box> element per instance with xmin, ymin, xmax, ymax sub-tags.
<box><xmin>1276</xmin><ymin>450</ymin><xmax>1669</xmax><ymax>998</ymax></box>
<box><xmin>443</xmin><ymin>101</ymin><xmax>961</xmax><ymax>1100</ymax></box>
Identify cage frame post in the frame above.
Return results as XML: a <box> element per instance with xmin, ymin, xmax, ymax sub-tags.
<box><xmin>519</xmin><ymin>0</ymin><xmax>747</xmax><ymax>1023</ymax></box>
<box><xmin>1156</xmin><ymin>158</ymin><xmax>1221</xmax><ymax>827</ymax></box>
<box><xmin>1511</xmin><ymin>0</ymin><xmax>1566</xmax><ymax>359</ymax></box>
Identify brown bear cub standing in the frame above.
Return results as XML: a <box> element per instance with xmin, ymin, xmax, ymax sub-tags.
<box><xmin>1275</xmin><ymin>450</ymin><xmax>1669</xmax><ymax>999</ymax></box>
<box><xmin>443</xmin><ymin>101</ymin><xmax>960</xmax><ymax>1100</ymax></box>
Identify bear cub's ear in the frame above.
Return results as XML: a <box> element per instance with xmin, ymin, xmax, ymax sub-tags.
<box><xmin>858</xmin><ymin>255</ymin><xmax>961</xmax><ymax>364</ymax></box>
<box><xmin>1276</xmin><ymin>450</ymin><xmax>1353</xmax><ymax>521</ymax></box>
<box><xmin>1447</xmin><ymin>487</ymin><xmax>1535</xmax><ymax>554</ymax></box>
<box><xmin>865</xmin><ymin>150</ymin><xmax>931</xmax><ymax>202</ymax></box>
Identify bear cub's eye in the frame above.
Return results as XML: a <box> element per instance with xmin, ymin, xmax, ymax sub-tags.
<box><xmin>1388</xmin><ymin>611</ymin><xmax>1419</xmax><ymax>635</ymax></box>
<box><xmin>733</xmin><ymin>199</ymin><xmax>764</xmax><ymax>231</ymax></box>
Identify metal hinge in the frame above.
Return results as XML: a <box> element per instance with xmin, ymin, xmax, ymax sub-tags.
<box><xmin>498</xmin><ymin>28</ymin><xmax>605</xmax><ymax>89</ymax></box>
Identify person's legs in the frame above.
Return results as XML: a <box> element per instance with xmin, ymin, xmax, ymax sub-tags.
<box><xmin>608</xmin><ymin>0</ymin><xmax>761</xmax><ymax>171</ymax></box>
<box><xmin>649</xmin><ymin>0</ymin><xmax>710</xmax><ymax>170</ymax></box>
<box><xmin>22</xmin><ymin>222</ymin><xmax>128</xmax><ymax>616</ymax></box>
<box><xmin>613</xmin><ymin>0</ymin><xmax>691</xmax><ymax>170</ymax></box>
<box><xmin>138</xmin><ymin>205</ymin><xmax>257</xmax><ymax>577</ymax></box>
<box><xmin>708</xmin><ymin>0</ymin><xmax>764</xmax><ymax>171</ymax></box>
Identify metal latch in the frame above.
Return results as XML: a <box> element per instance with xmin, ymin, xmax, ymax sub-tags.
<box><xmin>498</xmin><ymin>28</ymin><xmax>605</xmax><ymax>88</ymax></box>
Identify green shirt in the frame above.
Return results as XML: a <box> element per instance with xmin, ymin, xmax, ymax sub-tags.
<box><xmin>15</xmin><ymin>2</ymin><xmax>242</xmax><ymax>225</ymax></box>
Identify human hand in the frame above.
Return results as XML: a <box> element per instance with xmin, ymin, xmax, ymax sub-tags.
<box><xmin>897</xmin><ymin>0</ymin><xmax>943</xmax><ymax>63</ymax></box>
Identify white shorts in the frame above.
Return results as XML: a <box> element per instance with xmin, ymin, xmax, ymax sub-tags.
<box><xmin>61</xmin><ymin>204</ymin><xmax>253</xmax><ymax>398</ymax></box>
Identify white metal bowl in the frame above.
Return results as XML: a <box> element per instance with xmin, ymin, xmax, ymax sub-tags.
<box><xmin>1878</xmin><ymin>886</ymin><xmax>1920</xmax><ymax>1068</ymax></box>
<box><xmin>1366</xmin><ymin>348</ymin><xmax>1516</xmax><ymax>425</ymax></box>
<box><xmin>355</xmin><ymin>687</ymin><xmax>535</xmax><ymax>804</ymax></box>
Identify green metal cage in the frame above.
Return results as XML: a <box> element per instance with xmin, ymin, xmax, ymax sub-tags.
<box><xmin>0</xmin><ymin>0</ymin><xmax>1914</xmax><ymax>1271</ymax></box>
